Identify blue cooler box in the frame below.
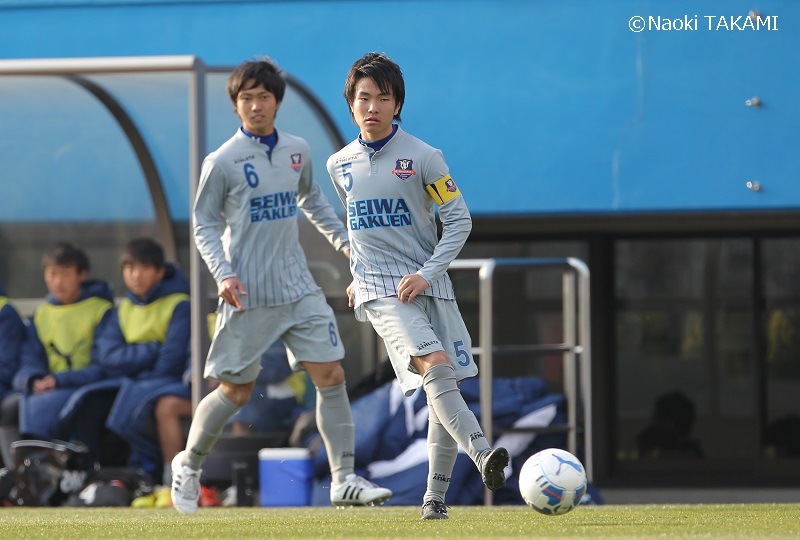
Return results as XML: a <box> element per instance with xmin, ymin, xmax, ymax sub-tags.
<box><xmin>258</xmin><ymin>448</ymin><xmax>313</xmax><ymax>506</ymax></box>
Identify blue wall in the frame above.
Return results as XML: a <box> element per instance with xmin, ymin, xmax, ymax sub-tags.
<box><xmin>1</xmin><ymin>0</ymin><xmax>798</xmax><ymax>217</ymax></box>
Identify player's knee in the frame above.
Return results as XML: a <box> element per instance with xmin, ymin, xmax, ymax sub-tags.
<box><xmin>413</xmin><ymin>350</ymin><xmax>450</xmax><ymax>374</ymax></box>
<box><xmin>307</xmin><ymin>361</ymin><xmax>345</xmax><ymax>388</ymax></box>
<box><xmin>230</xmin><ymin>389</ymin><xmax>252</xmax><ymax>407</ymax></box>
<box><xmin>220</xmin><ymin>382</ymin><xmax>254</xmax><ymax>407</ymax></box>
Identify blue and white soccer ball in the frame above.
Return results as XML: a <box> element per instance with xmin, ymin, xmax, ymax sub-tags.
<box><xmin>518</xmin><ymin>448</ymin><xmax>587</xmax><ymax>515</ymax></box>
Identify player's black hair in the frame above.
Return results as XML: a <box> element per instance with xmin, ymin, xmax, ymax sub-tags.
<box><xmin>227</xmin><ymin>57</ymin><xmax>286</xmax><ymax>105</ymax></box>
<box><xmin>41</xmin><ymin>241</ymin><xmax>90</xmax><ymax>273</ymax></box>
<box><xmin>344</xmin><ymin>52</ymin><xmax>405</xmax><ymax>122</ymax></box>
<box><xmin>120</xmin><ymin>237</ymin><xmax>165</xmax><ymax>269</ymax></box>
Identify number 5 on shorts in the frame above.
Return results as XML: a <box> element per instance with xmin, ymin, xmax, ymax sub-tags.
<box><xmin>454</xmin><ymin>340</ymin><xmax>471</xmax><ymax>366</ymax></box>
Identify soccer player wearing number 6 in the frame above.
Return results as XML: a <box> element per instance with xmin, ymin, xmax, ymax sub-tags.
<box><xmin>172</xmin><ymin>58</ymin><xmax>391</xmax><ymax>513</ymax></box>
<box><xmin>327</xmin><ymin>52</ymin><xmax>509</xmax><ymax>520</ymax></box>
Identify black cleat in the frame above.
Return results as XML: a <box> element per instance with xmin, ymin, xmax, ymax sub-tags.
<box><xmin>420</xmin><ymin>499</ymin><xmax>448</xmax><ymax>520</ymax></box>
<box><xmin>481</xmin><ymin>447</ymin><xmax>509</xmax><ymax>492</ymax></box>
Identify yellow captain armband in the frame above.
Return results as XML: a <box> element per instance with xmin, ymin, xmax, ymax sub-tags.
<box><xmin>425</xmin><ymin>174</ymin><xmax>461</xmax><ymax>205</ymax></box>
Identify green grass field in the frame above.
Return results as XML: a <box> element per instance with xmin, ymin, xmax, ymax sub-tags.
<box><xmin>1</xmin><ymin>504</ymin><xmax>799</xmax><ymax>539</ymax></box>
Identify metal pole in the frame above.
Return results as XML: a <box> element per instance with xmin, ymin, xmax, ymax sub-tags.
<box><xmin>0</xmin><ymin>55</ymin><xmax>202</xmax><ymax>75</ymax></box>
<box><xmin>188</xmin><ymin>59</ymin><xmax>209</xmax><ymax>412</ymax></box>
<box><xmin>478</xmin><ymin>259</ymin><xmax>496</xmax><ymax>505</ymax></box>
<box><xmin>568</xmin><ymin>257</ymin><xmax>593</xmax><ymax>482</ymax></box>
<box><xmin>563</xmin><ymin>271</ymin><xmax>578</xmax><ymax>456</ymax></box>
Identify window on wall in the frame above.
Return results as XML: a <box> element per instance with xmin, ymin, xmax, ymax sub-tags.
<box><xmin>761</xmin><ymin>238</ymin><xmax>800</xmax><ymax>465</ymax></box>
<box><xmin>614</xmin><ymin>238</ymin><xmax>758</xmax><ymax>481</ymax></box>
<box><xmin>614</xmin><ymin>236</ymin><xmax>800</xmax><ymax>484</ymax></box>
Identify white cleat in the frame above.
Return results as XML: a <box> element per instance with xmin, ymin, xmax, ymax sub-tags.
<box><xmin>171</xmin><ymin>451</ymin><xmax>202</xmax><ymax>514</ymax></box>
<box><xmin>330</xmin><ymin>473</ymin><xmax>392</xmax><ymax>507</ymax></box>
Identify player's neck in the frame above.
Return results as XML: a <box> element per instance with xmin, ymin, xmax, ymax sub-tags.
<box><xmin>358</xmin><ymin>124</ymin><xmax>397</xmax><ymax>151</ymax></box>
<box><xmin>242</xmin><ymin>126</ymin><xmax>277</xmax><ymax>141</ymax></box>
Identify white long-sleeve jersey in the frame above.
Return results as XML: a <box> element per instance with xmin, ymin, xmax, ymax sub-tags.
<box><xmin>194</xmin><ymin>129</ymin><xmax>349</xmax><ymax>309</ymax></box>
<box><xmin>327</xmin><ymin>127</ymin><xmax>471</xmax><ymax>309</ymax></box>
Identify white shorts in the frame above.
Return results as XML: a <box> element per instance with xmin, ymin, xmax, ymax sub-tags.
<box><xmin>205</xmin><ymin>289</ymin><xmax>345</xmax><ymax>384</ymax></box>
<box><xmin>358</xmin><ymin>295</ymin><xmax>478</xmax><ymax>396</ymax></box>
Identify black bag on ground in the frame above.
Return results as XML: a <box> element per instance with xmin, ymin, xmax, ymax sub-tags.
<box><xmin>63</xmin><ymin>466</ymin><xmax>155</xmax><ymax>507</ymax></box>
<box><xmin>9</xmin><ymin>439</ymin><xmax>91</xmax><ymax>506</ymax></box>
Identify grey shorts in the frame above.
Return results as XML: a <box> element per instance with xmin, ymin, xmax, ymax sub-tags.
<box><xmin>205</xmin><ymin>289</ymin><xmax>345</xmax><ymax>384</ymax></box>
<box><xmin>358</xmin><ymin>295</ymin><xmax>478</xmax><ymax>396</ymax></box>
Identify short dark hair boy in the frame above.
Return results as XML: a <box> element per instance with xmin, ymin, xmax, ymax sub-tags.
<box><xmin>41</xmin><ymin>241</ymin><xmax>90</xmax><ymax>274</ymax></box>
<box><xmin>226</xmin><ymin>58</ymin><xmax>286</xmax><ymax>106</ymax></box>
<box><xmin>343</xmin><ymin>52</ymin><xmax>405</xmax><ymax>122</ymax></box>
<box><xmin>120</xmin><ymin>237</ymin><xmax>165</xmax><ymax>269</ymax></box>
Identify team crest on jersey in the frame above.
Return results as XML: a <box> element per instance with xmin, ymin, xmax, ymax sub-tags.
<box><xmin>391</xmin><ymin>158</ymin><xmax>416</xmax><ymax>180</ymax></box>
<box><xmin>290</xmin><ymin>153</ymin><xmax>303</xmax><ymax>173</ymax></box>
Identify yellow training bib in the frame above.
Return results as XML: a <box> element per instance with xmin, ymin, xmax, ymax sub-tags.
<box><xmin>34</xmin><ymin>297</ymin><xmax>112</xmax><ymax>372</ymax></box>
<box><xmin>118</xmin><ymin>292</ymin><xmax>190</xmax><ymax>344</ymax></box>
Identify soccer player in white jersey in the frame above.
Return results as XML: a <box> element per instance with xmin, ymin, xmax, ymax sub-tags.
<box><xmin>327</xmin><ymin>52</ymin><xmax>509</xmax><ymax>520</ymax></box>
<box><xmin>171</xmin><ymin>58</ymin><xmax>391</xmax><ymax>513</ymax></box>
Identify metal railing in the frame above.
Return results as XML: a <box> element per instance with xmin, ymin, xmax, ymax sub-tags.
<box><xmin>448</xmin><ymin>257</ymin><xmax>592</xmax><ymax>504</ymax></box>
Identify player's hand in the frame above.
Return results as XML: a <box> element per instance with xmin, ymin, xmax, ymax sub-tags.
<box><xmin>397</xmin><ymin>273</ymin><xmax>429</xmax><ymax>303</ymax></box>
<box><xmin>219</xmin><ymin>276</ymin><xmax>247</xmax><ymax>309</ymax></box>
<box><xmin>343</xmin><ymin>248</ymin><xmax>351</xmax><ymax>260</ymax></box>
<box><xmin>346</xmin><ymin>280</ymin><xmax>355</xmax><ymax>308</ymax></box>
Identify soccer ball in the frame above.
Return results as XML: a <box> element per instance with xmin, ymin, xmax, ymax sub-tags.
<box><xmin>518</xmin><ymin>448</ymin><xmax>587</xmax><ymax>515</ymax></box>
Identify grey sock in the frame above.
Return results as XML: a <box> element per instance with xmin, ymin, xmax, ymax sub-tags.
<box><xmin>183</xmin><ymin>387</ymin><xmax>240</xmax><ymax>470</ymax></box>
<box><xmin>424</xmin><ymin>395</ymin><xmax>458</xmax><ymax>504</ymax></box>
<box><xmin>316</xmin><ymin>382</ymin><xmax>355</xmax><ymax>484</ymax></box>
<box><xmin>422</xmin><ymin>364</ymin><xmax>491</xmax><ymax>468</ymax></box>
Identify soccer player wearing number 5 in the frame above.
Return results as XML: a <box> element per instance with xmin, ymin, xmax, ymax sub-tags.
<box><xmin>172</xmin><ymin>58</ymin><xmax>391</xmax><ymax>513</ymax></box>
<box><xmin>327</xmin><ymin>52</ymin><xmax>509</xmax><ymax>520</ymax></box>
